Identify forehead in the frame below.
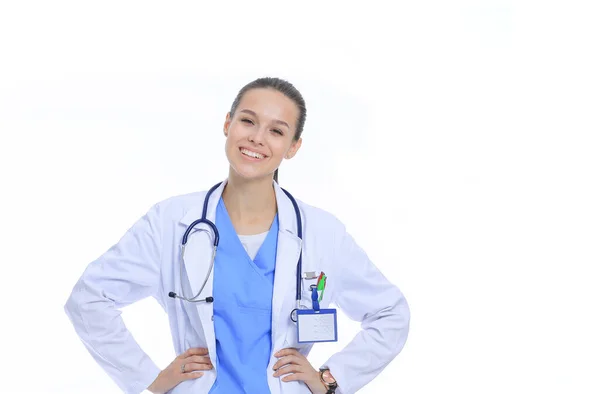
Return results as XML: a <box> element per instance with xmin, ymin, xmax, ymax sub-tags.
<box><xmin>236</xmin><ymin>88</ymin><xmax>299</xmax><ymax>125</ymax></box>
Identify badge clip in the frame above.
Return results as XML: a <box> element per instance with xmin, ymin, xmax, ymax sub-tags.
<box><xmin>303</xmin><ymin>271</ymin><xmax>318</xmax><ymax>279</ymax></box>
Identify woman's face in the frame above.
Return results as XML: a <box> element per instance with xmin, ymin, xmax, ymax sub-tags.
<box><xmin>224</xmin><ymin>88</ymin><xmax>302</xmax><ymax>181</ymax></box>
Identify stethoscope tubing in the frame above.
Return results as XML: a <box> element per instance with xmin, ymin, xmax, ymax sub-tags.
<box><xmin>175</xmin><ymin>182</ymin><xmax>303</xmax><ymax>310</ymax></box>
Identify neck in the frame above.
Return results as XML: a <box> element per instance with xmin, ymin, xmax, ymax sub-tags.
<box><xmin>222</xmin><ymin>168</ymin><xmax>277</xmax><ymax>224</ymax></box>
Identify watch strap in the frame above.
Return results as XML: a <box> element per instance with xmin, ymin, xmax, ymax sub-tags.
<box><xmin>319</xmin><ymin>368</ymin><xmax>338</xmax><ymax>393</ymax></box>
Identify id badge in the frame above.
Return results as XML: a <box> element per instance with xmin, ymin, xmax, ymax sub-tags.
<box><xmin>296</xmin><ymin>309</ymin><xmax>338</xmax><ymax>343</ymax></box>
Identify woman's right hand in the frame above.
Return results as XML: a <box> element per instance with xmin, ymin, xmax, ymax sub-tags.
<box><xmin>147</xmin><ymin>347</ymin><xmax>213</xmax><ymax>394</ymax></box>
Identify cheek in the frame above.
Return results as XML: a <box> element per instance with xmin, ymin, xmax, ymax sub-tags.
<box><xmin>225</xmin><ymin>129</ymin><xmax>240</xmax><ymax>149</ymax></box>
<box><xmin>224</xmin><ymin>137</ymin><xmax>238</xmax><ymax>160</ymax></box>
<box><xmin>226</xmin><ymin>123</ymin><xmax>242</xmax><ymax>138</ymax></box>
<box><xmin>273</xmin><ymin>139</ymin><xmax>295</xmax><ymax>157</ymax></box>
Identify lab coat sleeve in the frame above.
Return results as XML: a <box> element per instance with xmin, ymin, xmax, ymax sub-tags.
<box><xmin>321</xmin><ymin>227</ymin><xmax>410</xmax><ymax>394</ymax></box>
<box><xmin>64</xmin><ymin>203</ymin><xmax>164</xmax><ymax>394</ymax></box>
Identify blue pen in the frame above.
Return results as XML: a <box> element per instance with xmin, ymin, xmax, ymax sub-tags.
<box><xmin>310</xmin><ymin>285</ymin><xmax>320</xmax><ymax>311</ymax></box>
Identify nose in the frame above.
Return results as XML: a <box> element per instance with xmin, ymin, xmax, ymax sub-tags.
<box><xmin>248</xmin><ymin>126</ymin><xmax>268</xmax><ymax>145</ymax></box>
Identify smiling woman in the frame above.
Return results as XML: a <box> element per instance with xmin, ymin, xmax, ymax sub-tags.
<box><xmin>225</xmin><ymin>77</ymin><xmax>307</xmax><ymax>184</ymax></box>
<box><xmin>64</xmin><ymin>76</ymin><xmax>410</xmax><ymax>394</ymax></box>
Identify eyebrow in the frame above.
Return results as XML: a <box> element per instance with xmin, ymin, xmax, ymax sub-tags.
<box><xmin>239</xmin><ymin>109</ymin><xmax>290</xmax><ymax>129</ymax></box>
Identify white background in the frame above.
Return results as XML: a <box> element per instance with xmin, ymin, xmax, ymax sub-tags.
<box><xmin>1</xmin><ymin>1</ymin><xmax>599</xmax><ymax>393</ymax></box>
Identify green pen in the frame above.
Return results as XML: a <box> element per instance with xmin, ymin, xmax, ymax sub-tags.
<box><xmin>317</xmin><ymin>273</ymin><xmax>327</xmax><ymax>302</ymax></box>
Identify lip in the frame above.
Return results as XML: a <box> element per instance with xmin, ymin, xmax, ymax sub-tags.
<box><xmin>239</xmin><ymin>147</ymin><xmax>268</xmax><ymax>160</ymax></box>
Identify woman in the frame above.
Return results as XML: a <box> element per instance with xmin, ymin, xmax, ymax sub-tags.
<box><xmin>65</xmin><ymin>77</ymin><xmax>410</xmax><ymax>394</ymax></box>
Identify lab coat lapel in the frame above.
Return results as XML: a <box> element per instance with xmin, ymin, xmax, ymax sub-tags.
<box><xmin>178</xmin><ymin>180</ymin><xmax>227</xmax><ymax>352</ymax></box>
<box><xmin>271</xmin><ymin>182</ymin><xmax>302</xmax><ymax>346</ymax></box>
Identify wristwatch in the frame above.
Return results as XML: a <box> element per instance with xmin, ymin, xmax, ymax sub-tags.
<box><xmin>319</xmin><ymin>368</ymin><xmax>338</xmax><ymax>394</ymax></box>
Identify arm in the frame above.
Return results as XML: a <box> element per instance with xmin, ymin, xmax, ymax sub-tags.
<box><xmin>322</xmin><ymin>227</ymin><xmax>410</xmax><ymax>394</ymax></box>
<box><xmin>64</xmin><ymin>203</ymin><xmax>164</xmax><ymax>394</ymax></box>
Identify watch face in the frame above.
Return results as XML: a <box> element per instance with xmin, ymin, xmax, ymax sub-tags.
<box><xmin>322</xmin><ymin>370</ymin><xmax>336</xmax><ymax>384</ymax></box>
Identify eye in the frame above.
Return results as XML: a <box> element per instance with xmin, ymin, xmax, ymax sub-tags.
<box><xmin>241</xmin><ymin>118</ymin><xmax>254</xmax><ymax>125</ymax></box>
<box><xmin>272</xmin><ymin>129</ymin><xmax>283</xmax><ymax>135</ymax></box>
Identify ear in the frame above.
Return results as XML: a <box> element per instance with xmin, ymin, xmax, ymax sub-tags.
<box><xmin>284</xmin><ymin>137</ymin><xmax>303</xmax><ymax>160</ymax></box>
<box><xmin>223</xmin><ymin>112</ymin><xmax>232</xmax><ymax>137</ymax></box>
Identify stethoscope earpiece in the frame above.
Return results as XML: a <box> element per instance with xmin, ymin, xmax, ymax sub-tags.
<box><xmin>168</xmin><ymin>291</ymin><xmax>214</xmax><ymax>303</ymax></box>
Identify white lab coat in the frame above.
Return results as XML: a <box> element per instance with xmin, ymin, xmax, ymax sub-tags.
<box><xmin>64</xmin><ymin>180</ymin><xmax>410</xmax><ymax>394</ymax></box>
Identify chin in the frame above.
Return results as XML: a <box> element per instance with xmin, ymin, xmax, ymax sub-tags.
<box><xmin>226</xmin><ymin>151</ymin><xmax>278</xmax><ymax>182</ymax></box>
<box><xmin>231</xmin><ymin>166</ymin><xmax>274</xmax><ymax>182</ymax></box>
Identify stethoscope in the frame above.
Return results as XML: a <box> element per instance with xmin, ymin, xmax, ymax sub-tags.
<box><xmin>168</xmin><ymin>182</ymin><xmax>305</xmax><ymax>322</ymax></box>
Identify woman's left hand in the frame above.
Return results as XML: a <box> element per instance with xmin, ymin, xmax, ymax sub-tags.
<box><xmin>273</xmin><ymin>348</ymin><xmax>326</xmax><ymax>394</ymax></box>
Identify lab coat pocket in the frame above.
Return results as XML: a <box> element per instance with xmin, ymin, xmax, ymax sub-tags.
<box><xmin>300</xmin><ymin>271</ymin><xmax>332</xmax><ymax>307</ymax></box>
<box><xmin>301</xmin><ymin>276</ymin><xmax>319</xmax><ymax>292</ymax></box>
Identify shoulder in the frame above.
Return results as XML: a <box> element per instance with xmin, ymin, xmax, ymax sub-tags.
<box><xmin>295</xmin><ymin>197</ymin><xmax>347</xmax><ymax>235</ymax></box>
<box><xmin>149</xmin><ymin>190</ymin><xmax>209</xmax><ymax>221</ymax></box>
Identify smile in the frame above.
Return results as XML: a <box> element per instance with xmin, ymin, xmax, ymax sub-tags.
<box><xmin>240</xmin><ymin>148</ymin><xmax>266</xmax><ymax>159</ymax></box>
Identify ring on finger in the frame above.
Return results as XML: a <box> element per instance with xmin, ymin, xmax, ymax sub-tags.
<box><xmin>181</xmin><ymin>363</ymin><xmax>186</xmax><ymax>373</ymax></box>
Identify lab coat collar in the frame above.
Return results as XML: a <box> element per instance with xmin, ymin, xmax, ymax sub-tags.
<box><xmin>179</xmin><ymin>179</ymin><xmax>227</xmax><ymax>228</ymax></box>
<box><xmin>178</xmin><ymin>178</ymin><xmax>301</xmax><ymax>239</ymax></box>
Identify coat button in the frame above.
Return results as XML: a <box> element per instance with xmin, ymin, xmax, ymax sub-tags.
<box><xmin>211</xmin><ymin>315</ymin><xmax>214</xmax><ymax>321</ymax></box>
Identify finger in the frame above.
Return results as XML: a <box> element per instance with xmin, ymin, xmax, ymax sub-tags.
<box><xmin>178</xmin><ymin>348</ymin><xmax>209</xmax><ymax>359</ymax></box>
<box><xmin>273</xmin><ymin>355</ymin><xmax>304</xmax><ymax>370</ymax></box>
<box><xmin>273</xmin><ymin>364</ymin><xmax>305</xmax><ymax>378</ymax></box>
<box><xmin>275</xmin><ymin>348</ymin><xmax>299</xmax><ymax>358</ymax></box>
<box><xmin>186</xmin><ymin>355</ymin><xmax>213</xmax><ymax>365</ymax></box>
<box><xmin>281</xmin><ymin>372</ymin><xmax>311</xmax><ymax>382</ymax></box>
<box><xmin>183</xmin><ymin>362</ymin><xmax>214</xmax><ymax>372</ymax></box>
<box><xmin>180</xmin><ymin>371</ymin><xmax>204</xmax><ymax>381</ymax></box>
<box><xmin>273</xmin><ymin>355</ymin><xmax>304</xmax><ymax>371</ymax></box>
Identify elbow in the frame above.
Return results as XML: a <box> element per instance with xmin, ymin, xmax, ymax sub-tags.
<box><xmin>393</xmin><ymin>296</ymin><xmax>410</xmax><ymax>356</ymax></box>
<box><xmin>376</xmin><ymin>290</ymin><xmax>411</xmax><ymax>356</ymax></box>
<box><xmin>385</xmin><ymin>287</ymin><xmax>411</xmax><ymax>359</ymax></box>
<box><xmin>362</xmin><ymin>291</ymin><xmax>410</xmax><ymax>357</ymax></box>
<box><xmin>64</xmin><ymin>289</ymin><xmax>81</xmax><ymax>327</ymax></box>
<box><xmin>63</xmin><ymin>284</ymin><xmax>93</xmax><ymax>334</ymax></box>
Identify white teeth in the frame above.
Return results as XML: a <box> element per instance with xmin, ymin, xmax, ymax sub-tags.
<box><xmin>241</xmin><ymin>148</ymin><xmax>265</xmax><ymax>159</ymax></box>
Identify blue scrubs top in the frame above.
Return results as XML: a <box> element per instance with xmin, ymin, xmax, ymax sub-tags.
<box><xmin>209</xmin><ymin>198</ymin><xmax>278</xmax><ymax>394</ymax></box>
